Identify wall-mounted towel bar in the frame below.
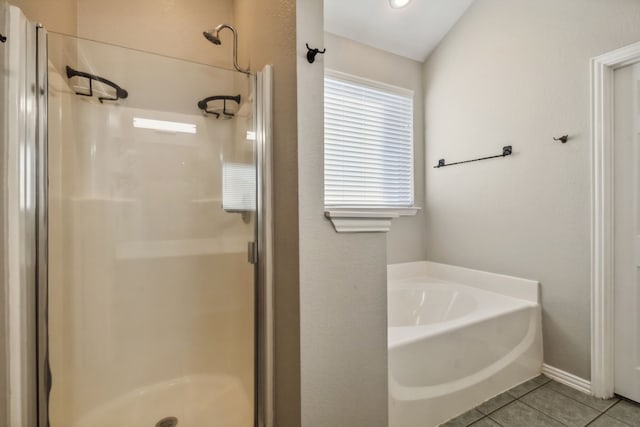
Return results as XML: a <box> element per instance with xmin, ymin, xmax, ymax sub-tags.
<box><xmin>434</xmin><ymin>145</ymin><xmax>512</xmax><ymax>169</ymax></box>
<box><xmin>66</xmin><ymin>66</ymin><xmax>128</xmax><ymax>103</ymax></box>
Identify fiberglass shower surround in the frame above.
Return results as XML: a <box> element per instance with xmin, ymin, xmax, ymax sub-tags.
<box><xmin>1</xmin><ymin>4</ymin><xmax>270</xmax><ymax>426</ymax></box>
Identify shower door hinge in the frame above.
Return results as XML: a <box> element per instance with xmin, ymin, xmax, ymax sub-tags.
<box><xmin>248</xmin><ymin>241</ymin><xmax>258</xmax><ymax>265</ymax></box>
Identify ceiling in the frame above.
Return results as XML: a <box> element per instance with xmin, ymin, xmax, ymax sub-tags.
<box><xmin>324</xmin><ymin>0</ymin><xmax>475</xmax><ymax>62</ymax></box>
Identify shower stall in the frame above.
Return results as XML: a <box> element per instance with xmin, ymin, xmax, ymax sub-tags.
<box><xmin>1</xmin><ymin>4</ymin><xmax>273</xmax><ymax>427</ymax></box>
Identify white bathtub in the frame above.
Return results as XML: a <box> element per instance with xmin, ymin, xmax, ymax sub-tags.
<box><xmin>388</xmin><ymin>262</ymin><xmax>543</xmax><ymax>427</ymax></box>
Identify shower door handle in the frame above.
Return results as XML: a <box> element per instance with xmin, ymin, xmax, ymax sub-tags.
<box><xmin>248</xmin><ymin>241</ymin><xmax>258</xmax><ymax>265</ymax></box>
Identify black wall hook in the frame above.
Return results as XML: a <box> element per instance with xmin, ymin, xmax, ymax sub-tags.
<box><xmin>0</xmin><ymin>34</ymin><xmax>6</xmax><ymax>43</ymax></box>
<box><xmin>553</xmin><ymin>135</ymin><xmax>569</xmax><ymax>143</ymax></box>
<box><xmin>306</xmin><ymin>43</ymin><xmax>326</xmax><ymax>64</ymax></box>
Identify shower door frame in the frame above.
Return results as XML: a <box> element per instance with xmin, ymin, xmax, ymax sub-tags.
<box><xmin>2</xmin><ymin>6</ymin><xmax>45</xmax><ymax>426</ymax></box>
<box><xmin>7</xmin><ymin>23</ymin><xmax>274</xmax><ymax>427</ymax></box>
<box><xmin>35</xmin><ymin>22</ymin><xmax>48</xmax><ymax>427</ymax></box>
<box><xmin>256</xmin><ymin>65</ymin><xmax>274</xmax><ymax>427</ymax></box>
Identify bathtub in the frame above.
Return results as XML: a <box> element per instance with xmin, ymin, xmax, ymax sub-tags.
<box><xmin>388</xmin><ymin>262</ymin><xmax>543</xmax><ymax>427</ymax></box>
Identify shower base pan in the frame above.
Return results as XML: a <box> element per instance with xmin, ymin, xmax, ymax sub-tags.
<box><xmin>63</xmin><ymin>374</ymin><xmax>252</xmax><ymax>427</ymax></box>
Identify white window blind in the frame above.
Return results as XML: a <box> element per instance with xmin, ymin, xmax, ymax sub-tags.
<box><xmin>324</xmin><ymin>72</ymin><xmax>414</xmax><ymax>208</ymax></box>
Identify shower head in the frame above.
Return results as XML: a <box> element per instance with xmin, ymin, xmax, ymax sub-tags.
<box><xmin>203</xmin><ymin>24</ymin><xmax>228</xmax><ymax>45</ymax></box>
<box><xmin>203</xmin><ymin>30</ymin><xmax>221</xmax><ymax>45</ymax></box>
<box><xmin>202</xmin><ymin>23</ymin><xmax>250</xmax><ymax>75</ymax></box>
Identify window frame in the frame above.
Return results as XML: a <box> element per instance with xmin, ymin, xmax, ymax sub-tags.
<box><xmin>323</xmin><ymin>69</ymin><xmax>420</xmax><ymax>233</ymax></box>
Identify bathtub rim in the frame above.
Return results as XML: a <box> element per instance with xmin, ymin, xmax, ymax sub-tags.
<box><xmin>388</xmin><ymin>261</ymin><xmax>540</xmax><ymax>304</ymax></box>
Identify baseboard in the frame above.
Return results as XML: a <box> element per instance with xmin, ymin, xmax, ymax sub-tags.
<box><xmin>542</xmin><ymin>364</ymin><xmax>592</xmax><ymax>395</ymax></box>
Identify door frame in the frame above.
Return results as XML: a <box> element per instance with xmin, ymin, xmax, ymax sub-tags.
<box><xmin>591</xmin><ymin>40</ymin><xmax>640</xmax><ymax>399</ymax></box>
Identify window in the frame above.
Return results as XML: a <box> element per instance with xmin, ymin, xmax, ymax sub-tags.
<box><xmin>324</xmin><ymin>71</ymin><xmax>415</xmax><ymax>213</ymax></box>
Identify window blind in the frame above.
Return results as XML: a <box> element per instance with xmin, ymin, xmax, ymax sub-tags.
<box><xmin>324</xmin><ymin>73</ymin><xmax>414</xmax><ymax>208</ymax></box>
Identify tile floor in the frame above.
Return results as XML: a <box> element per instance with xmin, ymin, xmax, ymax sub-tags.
<box><xmin>439</xmin><ymin>375</ymin><xmax>640</xmax><ymax>427</ymax></box>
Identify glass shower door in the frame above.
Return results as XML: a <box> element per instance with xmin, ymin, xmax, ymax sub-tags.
<box><xmin>46</xmin><ymin>33</ymin><xmax>256</xmax><ymax>427</ymax></box>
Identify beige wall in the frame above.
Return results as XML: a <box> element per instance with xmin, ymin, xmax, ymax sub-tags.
<box><xmin>77</xmin><ymin>0</ymin><xmax>234</xmax><ymax>68</ymax></box>
<box><xmin>324</xmin><ymin>32</ymin><xmax>427</xmax><ymax>263</ymax></box>
<box><xmin>233</xmin><ymin>1</ymin><xmax>301</xmax><ymax>426</ymax></box>
<box><xmin>10</xmin><ymin>0</ymin><xmax>76</xmax><ymax>35</ymax></box>
<box><xmin>423</xmin><ymin>0</ymin><xmax>640</xmax><ymax>380</ymax></box>
<box><xmin>297</xmin><ymin>4</ymin><xmax>388</xmax><ymax>426</ymax></box>
<box><xmin>11</xmin><ymin>0</ymin><xmax>235</xmax><ymax>68</ymax></box>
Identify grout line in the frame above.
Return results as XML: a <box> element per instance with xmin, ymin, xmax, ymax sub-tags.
<box><xmin>517</xmin><ymin>378</ymin><xmax>607</xmax><ymax>425</ymax></box>
<box><xmin>540</xmin><ymin>374</ymin><xmax>553</xmax><ymax>383</ymax></box>
<box><xmin>475</xmin><ymin>393</ymin><xmax>516</xmax><ymax>417</ymax></box>
<box><xmin>539</xmin><ymin>382</ymin><xmax>606</xmax><ymax>412</ymax></box>
<box><xmin>604</xmin><ymin>399</ymin><xmax>622</xmax><ymax>413</ymax></box>
<box><xmin>585</xmin><ymin>409</ymin><xmax>634</xmax><ymax>427</ymax></box>
<box><xmin>467</xmin><ymin>414</ymin><xmax>496</xmax><ymax>427</ymax></box>
<box><xmin>600</xmin><ymin>396</ymin><xmax>622</xmax><ymax>412</ymax></box>
<box><xmin>509</xmin><ymin>378</ymin><xmax>549</xmax><ymax>400</ymax></box>
<box><xmin>603</xmin><ymin>400</ymin><xmax>637</xmax><ymax>426</ymax></box>
<box><xmin>451</xmin><ymin>377</ymin><xmax>640</xmax><ymax>427</ymax></box>
<box><xmin>516</xmin><ymin>398</ymin><xmax>571</xmax><ymax>426</ymax></box>
<box><xmin>584</xmin><ymin>413</ymin><xmax>607</xmax><ymax>426</ymax></box>
<box><xmin>483</xmin><ymin>400</ymin><xmax>513</xmax><ymax>417</ymax></box>
<box><xmin>486</xmin><ymin>415</ymin><xmax>506</xmax><ymax>427</ymax></box>
<box><xmin>466</xmin><ymin>414</ymin><xmax>487</xmax><ymax>426</ymax></box>
<box><xmin>543</xmin><ymin>380</ymin><xmax>619</xmax><ymax>413</ymax></box>
<box><xmin>596</xmin><ymin>398</ymin><xmax>620</xmax><ymax>413</ymax></box>
<box><xmin>465</xmin><ymin>408</ymin><xmax>484</xmax><ymax>427</ymax></box>
<box><xmin>517</xmin><ymin>380</ymin><xmax>640</xmax><ymax>427</ymax></box>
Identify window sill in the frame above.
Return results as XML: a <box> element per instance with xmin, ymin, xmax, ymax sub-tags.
<box><xmin>324</xmin><ymin>207</ymin><xmax>420</xmax><ymax>233</ymax></box>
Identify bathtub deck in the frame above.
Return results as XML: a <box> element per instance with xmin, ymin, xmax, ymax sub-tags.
<box><xmin>440</xmin><ymin>375</ymin><xmax>639</xmax><ymax>427</ymax></box>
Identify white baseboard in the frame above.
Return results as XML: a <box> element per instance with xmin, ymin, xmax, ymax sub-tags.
<box><xmin>542</xmin><ymin>364</ymin><xmax>592</xmax><ymax>395</ymax></box>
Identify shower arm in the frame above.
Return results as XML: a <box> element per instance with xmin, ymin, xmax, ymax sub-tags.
<box><xmin>218</xmin><ymin>24</ymin><xmax>250</xmax><ymax>75</ymax></box>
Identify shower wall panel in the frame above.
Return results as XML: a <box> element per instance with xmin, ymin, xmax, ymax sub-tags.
<box><xmin>47</xmin><ymin>33</ymin><xmax>256</xmax><ymax>427</ymax></box>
